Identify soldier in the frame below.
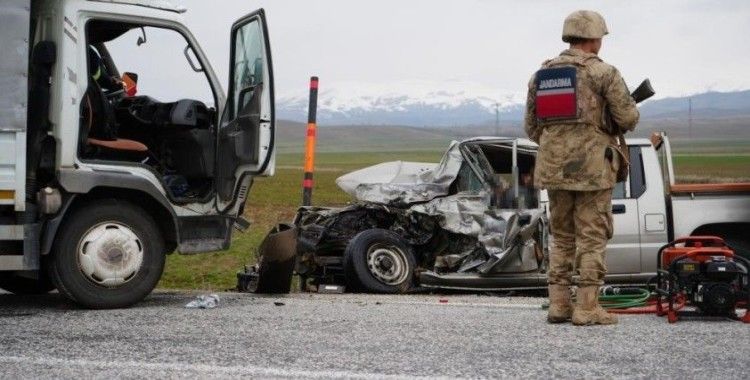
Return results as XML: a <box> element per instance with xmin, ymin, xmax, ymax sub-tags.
<box><xmin>524</xmin><ymin>10</ymin><xmax>639</xmax><ymax>325</ymax></box>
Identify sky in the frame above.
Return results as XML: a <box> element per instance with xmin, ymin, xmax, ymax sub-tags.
<box><xmin>113</xmin><ymin>0</ymin><xmax>750</xmax><ymax>104</ymax></box>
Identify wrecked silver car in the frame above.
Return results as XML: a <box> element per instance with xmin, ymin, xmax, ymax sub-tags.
<box><xmin>243</xmin><ymin>137</ymin><xmax>553</xmax><ymax>294</ymax></box>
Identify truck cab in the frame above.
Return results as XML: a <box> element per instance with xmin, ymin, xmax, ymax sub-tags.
<box><xmin>0</xmin><ymin>0</ymin><xmax>276</xmax><ymax>308</ymax></box>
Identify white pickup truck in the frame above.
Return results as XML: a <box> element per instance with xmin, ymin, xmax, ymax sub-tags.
<box><xmin>604</xmin><ymin>132</ymin><xmax>750</xmax><ymax>281</ymax></box>
<box><xmin>266</xmin><ymin>133</ymin><xmax>750</xmax><ymax>293</ymax></box>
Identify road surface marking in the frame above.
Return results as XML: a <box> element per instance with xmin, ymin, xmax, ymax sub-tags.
<box><xmin>0</xmin><ymin>355</ymin><xmax>457</xmax><ymax>379</ymax></box>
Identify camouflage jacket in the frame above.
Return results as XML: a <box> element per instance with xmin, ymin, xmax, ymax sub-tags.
<box><xmin>524</xmin><ymin>48</ymin><xmax>639</xmax><ymax>191</ymax></box>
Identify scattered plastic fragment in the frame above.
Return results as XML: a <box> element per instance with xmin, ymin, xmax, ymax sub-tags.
<box><xmin>274</xmin><ymin>301</ymin><xmax>285</xmax><ymax>306</ymax></box>
<box><xmin>185</xmin><ymin>294</ymin><xmax>220</xmax><ymax>309</ymax></box>
<box><xmin>439</xmin><ymin>299</ymin><xmax>449</xmax><ymax>303</ymax></box>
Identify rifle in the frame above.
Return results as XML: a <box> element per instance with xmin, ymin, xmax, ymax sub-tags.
<box><xmin>606</xmin><ymin>79</ymin><xmax>655</xmax><ymax>182</ymax></box>
<box><xmin>605</xmin><ymin>78</ymin><xmax>655</xmax><ymax>135</ymax></box>
<box><xmin>631</xmin><ymin>79</ymin><xmax>655</xmax><ymax>104</ymax></box>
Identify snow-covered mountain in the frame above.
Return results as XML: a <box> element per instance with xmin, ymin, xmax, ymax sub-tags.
<box><xmin>276</xmin><ymin>81</ymin><xmax>526</xmax><ymax>126</ymax></box>
<box><xmin>277</xmin><ymin>81</ymin><xmax>750</xmax><ymax>127</ymax></box>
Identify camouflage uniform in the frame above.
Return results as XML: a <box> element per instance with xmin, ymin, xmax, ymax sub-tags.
<box><xmin>524</xmin><ymin>10</ymin><xmax>639</xmax><ymax>325</ymax></box>
<box><xmin>525</xmin><ymin>48</ymin><xmax>638</xmax><ymax>287</ymax></box>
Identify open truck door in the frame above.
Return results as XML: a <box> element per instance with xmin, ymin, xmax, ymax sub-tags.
<box><xmin>216</xmin><ymin>9</ymin><xmax>275</xmax><ymax>211</ymax></box>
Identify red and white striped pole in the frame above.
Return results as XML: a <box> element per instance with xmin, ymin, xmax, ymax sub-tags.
<box><xmin>302</xmin><ymin>76</ymin><xmax>318</xmax><ymax>206</ymax></box>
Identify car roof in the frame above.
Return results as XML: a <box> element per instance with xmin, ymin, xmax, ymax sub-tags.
<box><xmin>626</xmin><ymin>138</ymin><xmax>653</xmax><ymax>146</ymax></box>
<box><xmin>460</xmin><ymin>136</ymin><xmax>538</xmax><ymax>149</ymax></box>
<box><xmin>463</xmin><ymin>136</ymin><xmax>653</xmax><ymax>149</ymax></box>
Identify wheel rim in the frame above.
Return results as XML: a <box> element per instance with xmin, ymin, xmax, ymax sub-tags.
<box><xmin>366</xmin><ymin>243</ymin><xmax>410</xmax><ymax>286</ymax></box>
<box><xmin>76</xmin><ymin>222</ymin><xmax>144</xmax><ymax>287</ymax></box>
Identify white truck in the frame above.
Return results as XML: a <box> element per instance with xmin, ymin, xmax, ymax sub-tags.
<box><xmin>0</xmin><ymin>0</ymin><xmax>276</xmax><ymax>307</ymax></box>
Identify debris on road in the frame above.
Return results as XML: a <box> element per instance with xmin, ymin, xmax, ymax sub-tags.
<box><xmin>237</xmin><ymin>224</ymin><xmax>297</xmax><ymax>294</ymax></box>
<box><xmin>274</xmin><ymin>301</ymin><xmax>285</xmax><ymax>306</ymax></box>
<box><xmin>317</xmin><ymin>284</ymin><xmax>345</xmax><ymax>294</ymax></box>
<box><xmin>185</xmin><ymin>294</ymin><xmax>220</xmax><ymax>309</ymax></box>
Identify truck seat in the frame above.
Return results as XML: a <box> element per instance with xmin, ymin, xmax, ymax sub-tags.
<box><xmin>87</xmin><ymin>137</ymin><xmax>147</xmax><ymax>152</ymax></box>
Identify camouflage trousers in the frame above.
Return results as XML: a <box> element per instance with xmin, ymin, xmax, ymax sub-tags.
<box><xmin>547</xmin><ymin>189</ymin><xmax>613</xmax><ymax>287</ymax></box>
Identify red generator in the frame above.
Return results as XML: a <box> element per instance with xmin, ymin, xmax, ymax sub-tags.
<box><xmin>655</xmin><ymin>236</ymin><xmax>750</xmax><ymax>323</ymax></box>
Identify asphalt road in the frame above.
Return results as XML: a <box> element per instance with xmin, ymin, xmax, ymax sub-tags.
<box><xmin>0</xmin><ymin>291</ymin><xmax>748</xmax><ymax>379</ymax></box>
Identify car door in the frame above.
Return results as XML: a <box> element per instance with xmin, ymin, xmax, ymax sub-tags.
<box><xmin>216</xmin><ymin>9</ymin><xmax>275</xmax><ymax>210</ymax></box>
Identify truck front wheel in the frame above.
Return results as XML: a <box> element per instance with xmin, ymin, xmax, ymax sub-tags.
<box><xmin>48</xmin><ymin>200</ymin><xmax>165</xmax><ymax>309</ymax></box>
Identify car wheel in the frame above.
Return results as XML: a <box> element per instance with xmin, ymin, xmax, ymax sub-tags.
<box><xmin>48</xmin><ymin>200</ymin><xmax>165</xmax><ymax>309</ymax></box>
<box><xmin>343</xmin><ymin>229</ymin><xmax>416</xmax><ymax>294</ymax></box>
<box><xmin>0</xmin><ymin>271</ymin><xmax>55</xmax><ymax>295</ymax></box>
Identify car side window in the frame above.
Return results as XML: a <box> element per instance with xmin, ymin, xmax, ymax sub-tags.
<box><xmin>629</xmin><ymin>147</ymin><xmax>647</xmax><ymax>198</ymax></box>
<box><xmin>453</xmin><ymin>163</ymin><xmax>484</xmax><ymax>193</ymax></box>
<box><xmin>612</xmin><ymin>181</ymin><xmax>626</xmax><ymax>199</ymax></box>
<box><xmin>612</xmin><ymin>146</ymin><xmax>646</xmax><ymax>200</ymax></box>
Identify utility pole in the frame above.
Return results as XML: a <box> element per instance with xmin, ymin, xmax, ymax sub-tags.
<box><xmin>688</xmin><ymin>96</ymin><xmax>693</xmax><ymax>143</ymax></box>
<box><xmin>494</xmin><ymin>102</ymin><xmax>500</xmax><ymax>136</ymax></box>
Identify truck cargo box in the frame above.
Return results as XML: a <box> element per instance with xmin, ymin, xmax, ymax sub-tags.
<box><xmin>0</xmin><ymin>0</ymin><xmax>30</xmax><ymax>209</ymax></box>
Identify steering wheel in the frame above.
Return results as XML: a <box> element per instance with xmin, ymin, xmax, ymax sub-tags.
<box><xmin>104</xmin><ymin>87</ymin><xmax>125</xmax><ymax>101</ymax></box>
<box><xmin>127</xmin><ymin>101</ymin><xmax>151</xmax><ymax>124</ymax></box>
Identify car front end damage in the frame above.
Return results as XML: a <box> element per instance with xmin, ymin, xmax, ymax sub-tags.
<box><xmin>241</xmin><ymin>138</ymin><xmax>550</xmax><ymax>293</ymax></box>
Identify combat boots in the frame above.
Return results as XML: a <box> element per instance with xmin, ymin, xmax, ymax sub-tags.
<box><xmin>572</xmin><ymin>286</ymin><xmax>618</xmax><ymax>326</ymax></box>
<box><xmin>547</xmin><ymin>284</ymin><xmax>573</xmax><ymax>323</ymax></box>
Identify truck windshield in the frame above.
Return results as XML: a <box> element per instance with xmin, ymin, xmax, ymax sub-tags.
<box><xmin>105</xmin><ymin>26</ymin><xmax>214</xmax><ymax>105</ymax></box>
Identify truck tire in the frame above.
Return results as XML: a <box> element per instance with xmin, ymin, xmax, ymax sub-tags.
<box><xmin>48</xmin><ymin>200</ymin><xmax>165</xmax><ymax>309</ymax></box>
<box><xmin>0</xmin><ymin>272</ymin><xmax>55</xmax><ymax>295</ymax></box>
<box><xmin>343</xmin><ymin>229</ymin><xmax>416</xmax><ymax>294</ymax></box>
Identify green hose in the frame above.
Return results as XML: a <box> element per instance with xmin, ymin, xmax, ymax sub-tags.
<box><xmin>598</xmin><ymin>288</ymin><xmax>651</xmax><ymax>309</ymax></box>
<box><xmin>541</xmin><ymin>287</ymin><xmax>652</xmax><ymax>310</ymax></box>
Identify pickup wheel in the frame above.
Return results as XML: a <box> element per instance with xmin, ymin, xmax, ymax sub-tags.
<box><xmin>48</xmin><ymin>200</ymin><xmax>165</xmax><ymax>309</ymax></box>
<box><xmin>726</xmin><ymin>237</ymin><xmax>750</xmax><ymax>260</ymax></box>
<box><xmin>343</xmin><ymin>229</ymin><xmax>416</xmax><ymax>294</ymax></box>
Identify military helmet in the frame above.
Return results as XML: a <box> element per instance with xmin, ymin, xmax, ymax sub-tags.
<box><xmin>562</xmin><ymin>10</ymin><xmax>608</xmax><ymax>42</ymax></box>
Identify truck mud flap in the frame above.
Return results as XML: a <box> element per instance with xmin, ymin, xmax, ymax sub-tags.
<box><xmin>237</xmin><ymin>223</ymin><xmax>297</xmax><ymax>294</ymax></box>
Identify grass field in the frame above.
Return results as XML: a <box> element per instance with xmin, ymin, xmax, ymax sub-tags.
<box><xmin>159</xmin><ymin>142</ymin><xmax>750</xmax><ymax>290</ymax></box>
<box><xmin>672</xmin><ymin>154</ymin><xmax>750</xmax><ymax>181</ymax></box>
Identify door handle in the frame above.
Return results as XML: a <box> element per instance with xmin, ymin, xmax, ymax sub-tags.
<box><xmin>612</xmin><ymin>204</ymin><xmax>626</xmax><ymax>214</ymax></box>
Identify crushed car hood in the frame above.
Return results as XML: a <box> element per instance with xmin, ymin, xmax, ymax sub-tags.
<box><xmin>336</xmin><ymin>141</ymin><xmax>464</xmax><ymax>205</ymax></box>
